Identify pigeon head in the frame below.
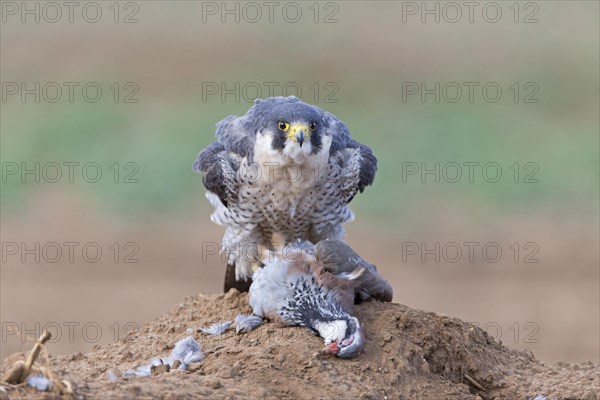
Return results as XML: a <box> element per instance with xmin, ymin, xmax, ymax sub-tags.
<box><xmin>319</xmin><ymin>316</ymin><xmax>365</xmax><ymax>358</ymax></box>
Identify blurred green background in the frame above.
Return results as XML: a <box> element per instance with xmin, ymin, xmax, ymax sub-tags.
<box><xmin>1</xmin><ymin>1</ymin><xmax>598</xmax><ymax>363</ymax></box>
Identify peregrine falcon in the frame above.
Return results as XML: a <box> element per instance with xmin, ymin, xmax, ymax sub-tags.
<box><xmin>193</xmin><ymin>96</ymin><xmax>377</xmax><ymax>291</ymax></box>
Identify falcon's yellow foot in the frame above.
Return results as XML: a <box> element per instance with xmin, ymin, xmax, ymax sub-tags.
<box><xmin>250</xmin><ymin>262</ymin><xmax>262</xmax><ymax>273</ymax></box>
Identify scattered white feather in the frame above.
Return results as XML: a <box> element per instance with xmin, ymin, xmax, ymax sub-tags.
<box><xmin>123</xmin><ymin>358</ymin><xmax>162</xmax><ymax>377</ymax></box>
<box><xmin>123</xmin><ymin>336</ymin><xmax>204</xmax><ymax>378</ymax></box>
<box><xmin>106</xmin><ymin>370</ymin><xmax>119</xmax><ymax>381</ymax></box>
<box><xmin>199</xmin><ymin>321</ymin><xmax>232</xmax><ymax>336</ymax></box>
<box><xmin>235</xmin><ymin>314</ymin><xmax>264</xmax><ymax>333</ymax></box>
<box><xmin>170</xmin><ymin>335</ymin><xmax>204</xmax><ymax>367</ymax></box>
<box><xmin>26</xmin><ymin>374</ymin><xmax>53</xmax><ymax>391</ymax></box>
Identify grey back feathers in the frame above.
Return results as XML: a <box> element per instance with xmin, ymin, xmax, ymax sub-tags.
<box><xmin>315</xmin><ymin>239</ymin><xmax>394</xmax><ymax>302</ymax></box>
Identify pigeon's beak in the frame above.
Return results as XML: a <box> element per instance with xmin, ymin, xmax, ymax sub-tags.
<box><xmin>322</xmin><ymin>341</ymin><xmax>340</xmax><ymax>355</ymax></box>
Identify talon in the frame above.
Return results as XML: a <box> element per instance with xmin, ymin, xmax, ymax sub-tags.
<box><xmin>250</xmin><ymin>263</ymin><xmax>261</xmax><ymax>272</ymax></box>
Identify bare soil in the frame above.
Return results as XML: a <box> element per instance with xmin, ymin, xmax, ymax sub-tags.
<box><xmin>2</xmin><ymin>290</ymin><xmax>598</xmax><ymax>400</ymax></box>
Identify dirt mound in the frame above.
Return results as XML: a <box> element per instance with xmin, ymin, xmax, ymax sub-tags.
<box><xmin>2</xmin><ymin>290</ymin><xmax>598</xmax><ymax>400</ymax></box>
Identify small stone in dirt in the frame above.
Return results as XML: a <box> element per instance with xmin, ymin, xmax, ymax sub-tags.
<box><xmin>119</xmin><ymin>351</ymin><xmax>134</xmax><ymax>362</ymax></box>
<box><xmin>275</xmin><ymin>354</ymin><xmax>286</xmax><ymax>363</ymax></box>
<box><xmin>150</xmin><ymin>364</ymin><xmax>171</xmax><ymax>376</ymax></box>
<box><xmin>227</xmin><ymin>388</ymin><xmax>245</xmax><ymax>396</ymax></box>
<box><xmin>219</xmin><ymin>368</ymin><xmax>236</xmax><ymax>379</ymax></box>
<box><xmin>270</xmin><ymin>363</ymin><xmax>281</xmax><ymax>370</ymax></box>
<box><xmin>224</xmin><ymin>289</ymin><xmax>240</xmax><ymax>300</ymax></box>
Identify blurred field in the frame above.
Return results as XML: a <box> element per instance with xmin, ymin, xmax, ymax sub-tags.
<box><xmin>1</xmin><ymin>2</ymin><xmax>598</xmax><ymax>364</ymax></box>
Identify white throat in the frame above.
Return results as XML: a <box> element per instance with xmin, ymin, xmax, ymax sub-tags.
<box><xmin>314</xmin><ymin>320</ymin><xmax>347</xmax><ymax>345</ymax></box>
<box><xmin>252</xmin><ymin>132</ymin><xmax>332</xmax><ymax>188</ymax></box>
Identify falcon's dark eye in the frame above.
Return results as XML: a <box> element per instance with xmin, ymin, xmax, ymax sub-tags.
<box><xmin>309</xmin><ymin>122</ymin><xmax>317</xmax><ymax>132</ymax></box>
<box><xmin>278</xmin><ymin>121</ymin><xmax>289</xmax><ymax>132</ymax></box>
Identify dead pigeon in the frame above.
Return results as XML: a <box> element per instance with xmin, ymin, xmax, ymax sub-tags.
<box><xmin>236</xmin><ymin>241</ymin><xmax>366</xmax><ymax>358</ymax></box>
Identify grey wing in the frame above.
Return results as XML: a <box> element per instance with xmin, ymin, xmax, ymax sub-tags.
<box><xmin>192</xmin><ymin>114</ymin><xmax>257</xmax><ymax>206</ymax></box>
<box><xmin>315</xmin><ymin>239</ymin><xmax>393</xmax><ymax>302</ymax></box>
<box><xmin>322</xmin><ymin>111</ymin><xmax>351</xmax><ymax>154</ymax></box>
<box><xmin>346</xmin><ymin>139</ymin><xmax>377</xmax><ymax>193</ymax></box>
<box><xmin>215</xmin><ymin>114</ymin><xmax>256</xmax><ymax>161</ymax></box>
<box><xmin>322</xmin><ymin>111</ymin><xmax>377</xmax><ymax>195</ymax></box>
<box><xmin>192</xmin><ymin>141</ymin><xmax>228</xmax><ymax>205</ymax></box>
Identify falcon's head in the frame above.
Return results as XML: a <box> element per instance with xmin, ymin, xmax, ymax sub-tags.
<box><xmin>251</xmin><ymin>97</ymin><xmax>332</xmax><ymax>162</ymax></box>
<box><xmin>317</xmin><ymin>316</ymin><xmax>365</xmax><ymax>358</ymax></box>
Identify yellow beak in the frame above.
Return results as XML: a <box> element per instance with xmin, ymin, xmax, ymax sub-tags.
<box><xmin>287</xmin><ymin>123</ymin><xmax>310</xmax><ymax>147</ymax></box>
